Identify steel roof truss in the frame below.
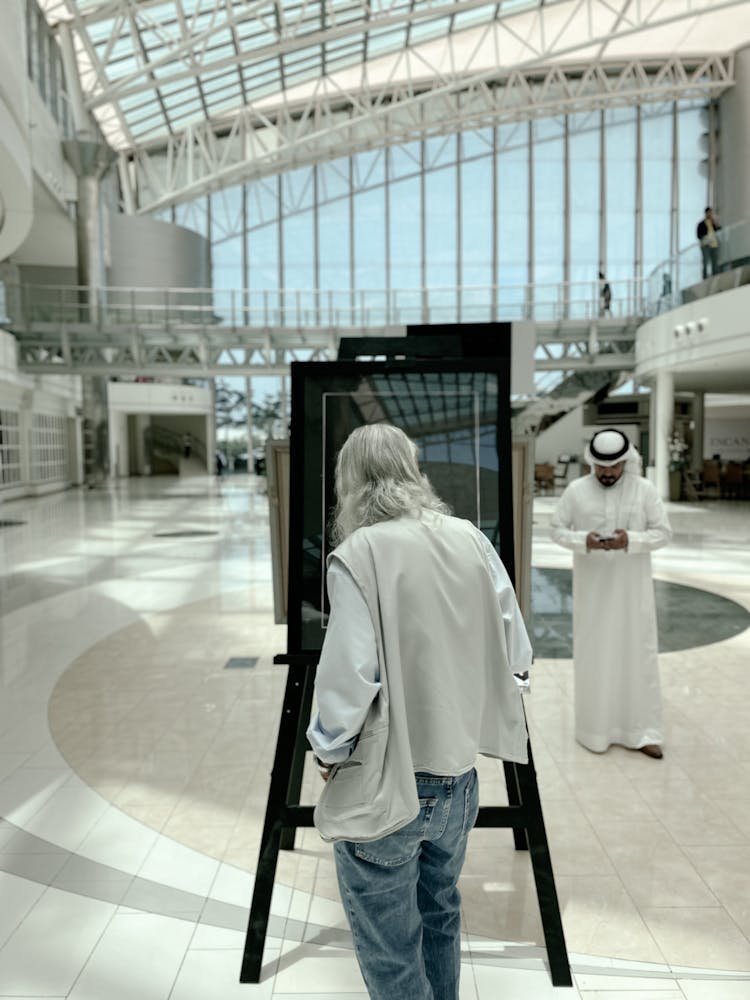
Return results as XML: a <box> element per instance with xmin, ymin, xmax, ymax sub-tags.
<box><xmin>128</xmin><ymin>54</ymin><xmax>732</xmax><ymax>211</ymax></box>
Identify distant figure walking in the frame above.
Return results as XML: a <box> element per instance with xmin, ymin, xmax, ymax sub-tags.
<box><xmin>656</xmin><ymin>272</ymin><xmax>673</xmax><ymax>314</ymax></box>
<box><xmin>183</xmin><ymin>432</ymin><xmax>193</xmax><ymax>459</ymax></box>
<box><xmin>697</xmin><ymin>207</ymin><xmax>721</xmax><ymax>278</ymax></box>
<box><xmin>598</xmin><ymin>271</ymin><xmax>612</xmax><ymax>317</ymax></box>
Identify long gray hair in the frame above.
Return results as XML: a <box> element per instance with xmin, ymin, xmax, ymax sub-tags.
<box><xmin>330</xmin><ymin>423</ymin><xmax>450</xmax><ymax>545</ymax></box>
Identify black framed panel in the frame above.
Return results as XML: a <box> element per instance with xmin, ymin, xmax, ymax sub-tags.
<box><xmin>287</xmin><ymin>358</ymin><xmax>513</xmax><ymax>654</ymax></box>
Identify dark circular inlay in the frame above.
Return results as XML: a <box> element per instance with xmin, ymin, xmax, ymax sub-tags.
<box><xmin>153</xmin><ymin>530</ymin><xmax>219</xmax><ymax>538</ymax></box>
<box><xmin>530</xmin><ymin>567</ymin><xmax>750</xmax><ymax>658</ymax></box>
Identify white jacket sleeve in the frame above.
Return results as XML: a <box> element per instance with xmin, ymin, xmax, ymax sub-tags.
<box><xmin>478</xmin><ymin>533</ymin><xmax>533</xmax><ymax>677</ymax></box>
<box><xmin>306</xmin><ymin>559</ymin><xmax>380</xmax><ymax>765</ymax></box>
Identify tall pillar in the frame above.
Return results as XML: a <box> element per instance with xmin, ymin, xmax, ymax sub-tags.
<box><xmin>245</xmin><ymin>376</ymin><xmax>254</xmax><ymax>471</ymax></box>
<box><xmin>280</xmin><ymin>373</ymin><xmax>289</xmax><ymax>436</ymax></box>
<box><xmin>653</xmin><ymin>369</ymin><xmax>674</xmax><ymax>501</ymax></box>
<box><xmin>63</xmin><ymin>141</ymin><xmax>115</xmax><ymax>325</ymax></box>
<box><xmin>62</xmin><ymin>142</ymin><xmax>115</xmax><ymax>483</ymax></box>
<box><xmin>206</xmin><ymin>378</ymin><xmax>216</xmax><ymax>476</ymax></box>
<box><xmin>717</xmin><ymin>45</ymin><xmax>750</xmax><ymax>222</ymax></box>
<box><xmin>691</xmin><ymin>392</ymin><xmax>705</xmax><ymax>472</ymax></box>
<box><xmin>81</xmin><ymin>374</ymin><xmax>109</xmax><ymax>485</ymax></box>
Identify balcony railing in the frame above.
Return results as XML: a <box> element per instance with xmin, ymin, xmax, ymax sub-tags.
<box><xmin>4</xmin><ymin>277</ymin><xmax>648</xmax><ymax>334</ymax></box>
<box><xmin>645</xmin><ymin>218</ymin><xmax>750</xmax><ymax>314</ymax></box>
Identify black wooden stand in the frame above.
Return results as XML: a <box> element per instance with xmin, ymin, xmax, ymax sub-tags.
<box><xmin>240</xmin><ymin>654</ymin><xmax>572</xmax><ymax>988</ymax></box>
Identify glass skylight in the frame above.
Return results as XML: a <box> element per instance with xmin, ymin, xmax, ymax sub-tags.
<box><xmin>35</xmin><ymin>0</ymin><xmax>750</xmax><ymax>155</ymax></box>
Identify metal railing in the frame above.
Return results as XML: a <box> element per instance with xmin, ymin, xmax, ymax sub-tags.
<box><xmin>645</xmin><ymin>218</ymin><xmax>750</xmax><ymax>314</ymax></box>
<box><xmin>4</xmin><ymin>277</ymin><xmax>648</xmax><ymax>334</ymax></box>
<box><xmin>7</xmin><ymin>223</ymin><xmax>749</xmax><ymax>340</ymax></box>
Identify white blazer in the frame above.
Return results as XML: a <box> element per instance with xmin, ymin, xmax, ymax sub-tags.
<box><xmin>312</xmin><ymin>511</ymin><xmax>529</xmax><ymax>843</ymax></box>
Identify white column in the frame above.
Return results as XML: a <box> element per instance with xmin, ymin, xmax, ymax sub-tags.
<box><xmin>67</xmin><ymin>416</ymin><xmax>84</xmax><ymax>485</ymax></box>
<box><xmin>206</xmin><ymin>378</ymin><xmax>216</xmax><ymax>476</ymax></box>
<box><xmin>280</xmin><ymin>374</ymin><xmax>289</xmax><ymax>436</ymax></box>
<box><xmin>654</xmin><ymin>369</ymin><xmax>674</xmax><ymax>501</ymax></box>
<box><xmin>718</xmin><ymin>45</ymin><xmax>750</xmax><ymax>222</ymax></box>
<box><xmin>691</xmin><ymin>391</ymin><xmax>705</xmax><ymax>472</ymax></box>
<box><xmin>245</xmin><ymin>376</ymin><xmax>254</xmax><ymax>470</ymax></box>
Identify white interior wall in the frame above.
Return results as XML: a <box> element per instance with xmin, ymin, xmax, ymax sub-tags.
<box><xmin>0</xmin><ymin>331</ymin><xmax>82</xmax><ymax>501</ymax></box>
<box><xmin>534</xmin><ymin>408</ymin><xmax>584</xmax><ymax>465</ymax></box>
<box><xmin>0</xmin><ymin>0</ymin><xmax>32</xmax><ymax>261</ymax></box>
<box><xmin>109</xmin><ymin>409</ymin><xmax>129</xmax><ymax>478</ymax></box>
<box><xmin>703</xmin><ymin>394</ymin><xmax>750</xmax><ymax>461</ymax></box>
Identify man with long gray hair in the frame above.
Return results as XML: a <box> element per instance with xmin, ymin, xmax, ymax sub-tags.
<box><xmin>307</xmin><ymin>423</ymin><xmax>531</xmax><ymax>1000</ymax></box>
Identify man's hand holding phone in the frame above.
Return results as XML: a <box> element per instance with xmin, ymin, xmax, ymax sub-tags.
<box><xmin>586</xmin><ymin>529</ymin><xmax>628</xmax><ymax>551</ymax></box>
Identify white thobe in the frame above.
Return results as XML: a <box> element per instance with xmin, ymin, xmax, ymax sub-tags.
<box><xmin>550</xmin><ymin>473</ymin><xmax>671</xmax><ymax>752</ymax></box>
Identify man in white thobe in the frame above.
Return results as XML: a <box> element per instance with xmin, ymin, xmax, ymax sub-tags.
<box><xmin>550</xmin><ymin>429</ymin><xmax>671</xmax><ymax>758</ymax></box>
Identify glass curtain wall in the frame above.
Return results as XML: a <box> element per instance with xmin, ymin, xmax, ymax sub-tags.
<box><xmin>182</xmin><ymin>101</ymin><xmax>708</xmax><ymax>324</ymax></box>
<box><xmin>26</xmin><ymin>0</ymin><xmax>71</xmax><ymax>134</ymax></box>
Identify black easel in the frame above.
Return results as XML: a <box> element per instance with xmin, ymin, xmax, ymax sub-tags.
<box><xmin>241</xmin><ymin>349</ymin><xmax>571</xmax><ymax>987</ymax></box>
<box><xmin>240</xmin><ymin>656</ymin><xmax>572</xmax><ymax>987</ymax></box>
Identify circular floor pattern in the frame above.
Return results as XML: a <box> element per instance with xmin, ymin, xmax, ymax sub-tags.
<box><xmin>530</xmin><ymin>566</ymin><xmax>750</xmax><ymax>659</ymax></box>
<box><xmin>47</xmin><ymin>583</ymin><xmax>750</xmax><ymax>967</ymax></box>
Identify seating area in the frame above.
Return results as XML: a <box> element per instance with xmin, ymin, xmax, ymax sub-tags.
<box><xmin>681</xmin><ymin>459</ymin><xmax>750</xmax><ymax>501</ymax></box>
<box><xmin>534</xmin><ymin>455</ymin><xmax>575</xmax><ymax>495</ymax></box>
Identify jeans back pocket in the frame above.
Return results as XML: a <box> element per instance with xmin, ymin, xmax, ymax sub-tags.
<box><xmin>354</xmin><ymin>796</ymin><xmax>437</xmax><ymax>867</ymax></box>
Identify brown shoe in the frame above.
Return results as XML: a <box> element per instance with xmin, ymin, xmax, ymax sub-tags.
<box><xmin>639</xmin><ymin>744</ymin><xmax>663</xmax><ymax>759</ymax></box>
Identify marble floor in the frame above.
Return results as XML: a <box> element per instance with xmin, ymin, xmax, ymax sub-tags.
<box><xmin>1</xmin><ymin>476</ymin><xmax>749</xmax><ymax>1000</ymax></box>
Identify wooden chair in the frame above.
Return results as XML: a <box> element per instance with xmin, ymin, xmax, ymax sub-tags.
<box><xmin>553</xmin><ymin>455</ymin><xmax>573</xmax><ymax>489</ymax></box>
<box><xmin>534</xmin><ymin>463</ymin><xmax>555</xmax><ymax>494</ymax></box>
<box><xmin>682</xmin><ymin>470</ymin><xmax>706</xmax><ymax>502</ymax></box>
<box><xmin>722</xmin><ymin>462</ymin><xmax>743</xmax><ymax>499</ymax></box>
<box><xmin>701</xmin><ymin>460</ymin><xmax>722</xmax><ymax>498</ymax></box>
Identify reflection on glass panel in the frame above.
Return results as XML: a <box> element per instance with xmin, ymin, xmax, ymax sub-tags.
<box><xmin>569</xmin><ymin>112</ymin><xmax>600</xmax><ymax>295</ymax></box>
<box><xmin>461</xmin><ymin>129</ymin><xmax>494</xmax><ymax>161</ymax></box>
<box><xmin>605</xmin><ymin>107</ymin><xmax>637</xmax><ymax>287</ymax></box>
<box><xmin>497</xmin><ymin>123</ymin><xmax>529</xmax><ymax>313</ymax></box>
<box><xmin>192</xmin><ymin>103</ymin><xmax>710</xmax><ymax>323</ymax></box>
<box><xmin>642</xmin><ymin>104</ymin><xmax>673</xmax><ymax>279</ymax></box>
<box><xmin>677</xmin><ymin>104</ymin><xmax>707</xmax><ymax>258</ymax></box>
<box><xmin>319</xmin><ymin>197</ymin><xmax>351</xmax><ymax>300</ymax></box>
<box><xmin>282</xmin><ymin>167</ymin><xmax>315</xmax><ymax>213</ymax></box>
<box><xmin>293</xmin><ymin>365</ymin><xmax>506</xmax><ymax>651</ymax></box>
<box><xmin>389</xmin><ymin>142</ymin><xmax>422</xmax><ymax>181</ymax></box>
<box><xmin>319</xmin><ymin>161</ymin><xmax>350</xmax><ymax>201</ymax></box>
<box><xmin>247</xmin><ymin>177</ymin><xmax>280</xmax><ymax>226</ymax></box>
<box><xmin>390</xmin><ymin>175</ymin><xmax>422</xmax><ymax>300</ymax></box>
<box><xmin>213</xmin><ymin>236</ymin><xmax>243</xmax><ymax>312</ymax></box>
<box><xmin>175</xmin><ymin>196</ymin><xmax>210</xmax><ymax>239</ymax></box>
<box><xmin>282</xmin><ymin>168</ymin><xmax>315</xmax><ymax>293</ymax></box>
<box><xmin>533</xmin><ymin>117</ymin><xmax>565</xmax><ymax>314</ymax></box>
<box><xmin>248</xmin><ymin>223</ymin><xmax>279</xmax><ymax>320</ymax></box>
<box><xmin>425</xmin><ymin>165</ymin><xmax>457</xmax><ymax>314</ymax></box>
<box><xmin>353</xmin><ymin>185</ymin><xmax>386</xmax><ymax>290</ymax></box>
<box><xmin>461</xmin><ymin>147</ymin><xmax>493</xmax><ymax>289</ymax></box>
<box><xmin>211</xmin><ymin>187</ymin><xmax>244</xmax><ymax>242</ymax></box>
<box><xmin>424</xmin><ymin>134</ymin><xmax>457</xmax><ymax>170</ymax></box>
<box><xmin>353</xmin><ymin>150</ymin><xmax>386</xmax><ymax>190</ymax></box>
<box><xmin>283</xmin><ymin>215</ymin><xmax>316</xmax><ymax>323</ymax></box>
<box><xmin>388</xmin><ymin>142</ymin><xmax>422</xmax><ymax>180</ymax></box>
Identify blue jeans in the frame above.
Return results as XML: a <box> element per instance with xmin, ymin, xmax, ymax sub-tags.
<box><xmin>334</xmin><ymin>768</ymin><xmax>479</xmax><ymax>1000</ymax></box>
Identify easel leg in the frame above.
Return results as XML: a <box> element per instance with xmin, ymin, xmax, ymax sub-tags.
<box><xmin>503</xmin><ymin>760</ymin><xmax>528</xmax><ymax>850</ymax></box>
<box><xmin>240</xmin><ymin>665</ymin><xmax>307</xmax><ymax>983</ymax></box>
<box><xmin>280</xmin><ymin>667</ymin><xmax>315</xmax><ymax>851</ymax></box>
<box><xmin>515</xmin><ymin>743</ymin><xmax>572</xmax><ymax>987</ymax></box>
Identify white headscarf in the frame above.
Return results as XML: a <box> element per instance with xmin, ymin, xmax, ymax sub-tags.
<box><xmin>585</xmin><ymin>429</ymin><xmax>642</xmax><ymax>475</ymax></box>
